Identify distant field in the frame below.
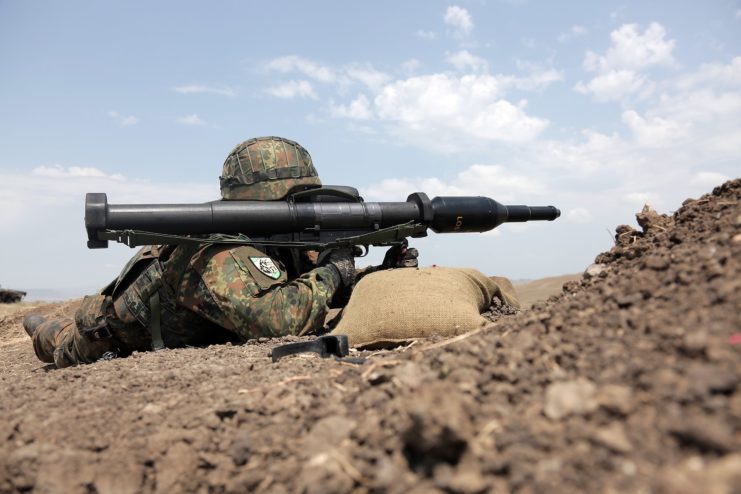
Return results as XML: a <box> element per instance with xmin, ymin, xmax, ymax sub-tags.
<box><xmin>0</xmin><ymin>301</ymin><xmax>48</xmax><ymax>319</ymax></box>
<box><xmin>513</xmin><ymin>273</ymin><xmax>581</xmax><ymax>308</ymax></box>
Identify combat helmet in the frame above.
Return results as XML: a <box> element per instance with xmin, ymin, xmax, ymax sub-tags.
<box><xmin>220</xmin><ymin>136</ymin><xmax>321</xmax><ymax>200</ymax></box>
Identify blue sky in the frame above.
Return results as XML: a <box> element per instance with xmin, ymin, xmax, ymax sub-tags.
<box><xmin>1</xmin><ymin>1</ymin><xmax>739</xmax><ymax>296</ymax></box>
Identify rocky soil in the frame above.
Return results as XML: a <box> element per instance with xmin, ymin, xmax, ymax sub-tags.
<box><xmin>1</xmin><ymin>179</ymin><xmax>739</xmax><ymax>494</ymax></box>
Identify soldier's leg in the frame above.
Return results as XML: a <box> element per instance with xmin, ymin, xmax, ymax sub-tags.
<box><xmin>31</xmin><ymin>317</ymin><xmax>72</xmax><ymax>363</ymax></box>
<box><xmin>27</xmin><ymin>293</ymin><xmax>140</xmax><ymax>368</ymax></box>
<box><xmin>31</xmin><ymin>316</ymin><xmax>117</xmax><ymax>368</ymax></box>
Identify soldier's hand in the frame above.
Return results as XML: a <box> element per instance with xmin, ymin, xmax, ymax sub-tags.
<box><xmin>381</xmin><ymin>239</ymin><xmax>419</xmax><ymax>269</ymax></box>
<box><xmin>323</xmin><ymin>248</ymin><xmax>356</xmax><ymax>287</ymax></box>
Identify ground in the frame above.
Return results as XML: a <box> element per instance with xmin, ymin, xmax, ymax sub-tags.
<box><xmin>1</xmin><ymin>180</ymin><xmax>739</xmax><ymax>494</ymax></box>
<box><xmin>513</xmin><ymin>274</ymin><xmax>580</xmax><ymax>308</ymax></box>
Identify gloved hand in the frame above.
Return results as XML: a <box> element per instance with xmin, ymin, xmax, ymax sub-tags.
<box><xmin>322</xmin><ymin>248</ymin><xmax>356</xmax><ymax>287</ymax></box>
<box><xmin>381</xmin><ymin>239</ymin><xmax>419</xmax><ymax>269</ymax></box>
<box><xmin>355</xmin><ymin>240</ymin><xmax>419</xmax><ymax>284</ymax></box>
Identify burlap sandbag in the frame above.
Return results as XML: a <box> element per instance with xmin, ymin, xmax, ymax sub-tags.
<box><xmin>488</xmin><ymin>276</ymin><xmax>521</xmax><ymax>308</ymax></box>
<box><xmin>331</xmin><ymin>267</ymin><xmax>520</xmax><ymax>348</ymax></box>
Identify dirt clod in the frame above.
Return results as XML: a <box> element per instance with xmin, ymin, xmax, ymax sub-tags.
<box><xmin>584</xmin><ymin>263</ymin><xmax>607</xmax><ymax>278</ymax></box>
<box><xmin>544</xmin><ymin>378</ymin><xmax>598</xmax><ymax>420</ymax></box>
<box><xmin>402</xmin><ymin>384</ymin><xmax>473</xmax><ymax>474</ymax></box>
<box><xmin>592</xmin><ymin>423</ymin><xmax>633</xmax><ymax>453</ymax></box>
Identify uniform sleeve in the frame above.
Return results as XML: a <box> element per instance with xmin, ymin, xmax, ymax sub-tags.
<box><xmin>187</xmin><ymin>246</ymin><xmax>341</xmax><ymax>339</ymax></box>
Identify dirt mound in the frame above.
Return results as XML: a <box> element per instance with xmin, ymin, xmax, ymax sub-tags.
<box><xmin>1</xmin><ymin>180</ymin><xmax>739</xmax><ymax>493</ymax></box>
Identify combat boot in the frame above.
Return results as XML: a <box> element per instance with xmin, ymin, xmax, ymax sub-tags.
<box><xmin>23</xmin><ymin>314</ymin><xmax>46</xmax><ymax>338</ymax></box>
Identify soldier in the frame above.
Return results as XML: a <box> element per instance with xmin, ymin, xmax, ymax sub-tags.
<box><xmin>24</xmin><ymin>136</ymin><xmax>415</xmax><ymax>368</ymax></box>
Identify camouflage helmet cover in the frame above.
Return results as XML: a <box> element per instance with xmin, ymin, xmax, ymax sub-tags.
<box><xmin>220</xmin><ymin>136</ymin><xmax>321</xmax><ymax>200</ymax></box>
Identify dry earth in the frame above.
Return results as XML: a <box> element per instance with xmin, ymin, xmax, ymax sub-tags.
<box><xmin>1</xmin><ymin>180</ymin><xmax>740</xmax><ymax>494</ymax></box>
<box><xmin>514</xmin><ymin>274</ymin><xmax>581</xmax><ymax>308</ymax></box>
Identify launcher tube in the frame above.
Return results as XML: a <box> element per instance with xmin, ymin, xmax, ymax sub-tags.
<box><xmin>85</xmin><ymin>192</ymin><xmax>560</xmax><ymax>248</ymax></box>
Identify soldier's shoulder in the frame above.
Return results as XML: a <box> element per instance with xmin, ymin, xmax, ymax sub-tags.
<box><xmin>191</xmin><ymin>244</ymin><xmax>287</xmax><ymax>290</ymax></box>
<box><xmin>191</xmin><ymin>244</ymin><xmax>269</xmax><ymax>265</ymax></box>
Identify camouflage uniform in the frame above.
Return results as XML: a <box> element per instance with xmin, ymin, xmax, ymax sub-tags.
<box><xmin>31</xmin><ymin>137</ymin><xmax>346</xmax><ymax>368</ymax></box>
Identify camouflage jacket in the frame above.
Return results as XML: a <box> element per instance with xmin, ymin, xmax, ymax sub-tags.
<box><xmin>107</xmin><ymin>243</ymin><xmax>340</xmax><ymax>348</ymax></box>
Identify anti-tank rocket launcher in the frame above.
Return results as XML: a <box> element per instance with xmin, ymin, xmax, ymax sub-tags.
<box><xmin>84</xmin><ymin>186</ymin><xmax>560</xmax><ymax>251</ymax></box>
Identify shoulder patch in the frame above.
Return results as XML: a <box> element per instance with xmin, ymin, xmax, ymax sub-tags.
<box><xmin>249</xmin><ymin>256</ymin><xmax>282</xmax><ymax>280</ymax></box>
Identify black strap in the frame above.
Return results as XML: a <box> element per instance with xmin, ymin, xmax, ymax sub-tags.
<box><xmin>99</xmin><ymin>221</ymin><xmax>427</xmax><ymax>249</ymax></box>
<box><xmin>149</xmin><ymin>292</ymin><xmax>164</xmax><ymax>351</ymax></box>
<box><xmin>220</xmin><ymin>164</ymin><xmax>316</xmax><ymax>186</ymax></box>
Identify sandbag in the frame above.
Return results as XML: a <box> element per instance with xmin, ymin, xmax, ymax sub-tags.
<box><xmin>331</xmin><ymin>267</ymin><xmax>520</xmax><ymax>348</ymax></box>
<box><xmin>488</xmin><ymin>276</ymin><xmax>521</xmax><ymax>308</ymax></box>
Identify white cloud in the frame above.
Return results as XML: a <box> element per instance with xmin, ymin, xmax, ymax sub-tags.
<box><xmin>120</xmin><ymin>116</ymin><xmax>138</xmax><ymax>126</ymax></box>
<box><xmin>621</xmin><ymin>110</ymin><xmax>689</xmax><ymax>146</ymax></box>
<box><xmin>446</xmin><ymin>50</ymin><xmax>489</xmax><ymax>72</ymax></box>
<box><xmin>456</xmin><ymin>164</ymin><xmax>547</xmax><ymax>197</ymax></box>
<box><xmin>602</xmin><ymin>23</ymin><xmax>675</xmax><ymax>70</ymax></box>
<box><xmin>176</xmin><ymin>114</ymin><xmax>206</xmax><ymax>126</ymax></box>
<box><xmin>610</xmin><ymin>7</ymin><xmax>626</xmax><ymax>20</ymax></box>
<box><xmin>691</xmin><ymin>171</ymin><xmax>730</xmax><ymax>187</ymax></box>
<box><xmin>676</xmin><ymin>57</ymin><xmax>741</xmax><ymax>90</ymax></box>
<box><xmin>444</xmin><ymin>5</ymin><xmax>473</xmax><ymax>36</ymax></box>
<box><xmin>266</xmin><ymin>55</ymin><xmax>336</xmax><ymax>83</ymax></box>
<box><xmin>504</xmin><ymin>62</ymin><xmax>564</xmax><ymax>91</ymax></box>
<box><xmin>603</xmin><ymin>57</ymin><xmax>741</xmax><ymax>163</ymax></box>
<box><xmin>108</xmin><ymin>111</ymin><xmax>139</xmax><ymax>126</ymax></box>
<box><xmin>574</xmin><ymin>69</ymin><xmax>646</xmax><ymax>101</ymax></box>
<box><xmin>372</xmin><ymin>73</ymin><xmax>549</xmax><ymax>146</ymax></box>
<box><xmin>344</xmin><ymin>64</ymin><xmax>391</xmax><ymax>90</ymax></box>
<box><xmin>363</xmin><ymin>164</ymin><xmax>546</xmax><ymax>202</ymax></box>
<box><xmin>535</xmin><ymin>130</ymin><xmax>629</xmax><ymax>175</ymax></box>
<box><xmin>345</xmin><ymin>122</ymin><xmax>377</xmax><ymax>135</ymax></box>
<box><xmin>656</xmin><ymin>88</ymin><xmax>741</xmax><ymax>124</ymax></box>
<box><xmin>264</xmin><ymin>57</ymin><xmax>390</xmax><ymax>96</ymax></box>
<box><xmin>624</xmin><ymin>191</ymin><xmax>661</xmax><ymax>207</ymax></box>
<box><xmin>329</xmin><ymin>94</ymin><xmax>373</xmax><ymax>120</ymax></box>
<box><xmin>576</xmin><ymin>22</ymin><xmax>675</xmax><ymax>101</ymax></box>
<box><xmin>364</xmin><ymin>177</ymin><xmax>446</xmax><ymax>201</ymax></box>
<box><xmin>572</xmin><ymin>25</ymin><xmax>588</xmax><ymax>35</ymax></box>
<box><xmin>580</xmin><ymin>23</ymin><xmax>675</xmax><ymax>76</ymax></box>
<box><xmin>566</xmin><ymin>208</ymin><xmax>593</xmax><ymax>223</ymax></box>
<box><xmin>32</xmin><ymin>164</ymin><xmax>124</xmax><ymax>180</ymax></box>
<box><xmin>558</xmin><ymin>25</ymin><xmax>588</xmax><ymax>43</ymax></box>
<box><xmin>289</xmin><ymin>50</ymin><xmax>560</xmax><ymax>150</ymax></box>
<box><xmin>173</xmin><ymin>84</ymin><xmax>236</xmax><ymax>97</ymax></box>
<box><xmin>401</xmin><ymin>59</ymin><xmax>422</xmax><ymax>74</ymax></box>
<box><xmin>265</xmin><ymin>80</ymin><xmax>318</xmax><ymax>100</ymax></box>
<box><xmin>265</xmin><ymin>53</ymin><xmax>558</xmax><ymax>150</ymax></box>
<box><xmin>416</xmin><ymin>29</ymin><xmax>437</xmax><ymax>40</ymax></box>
